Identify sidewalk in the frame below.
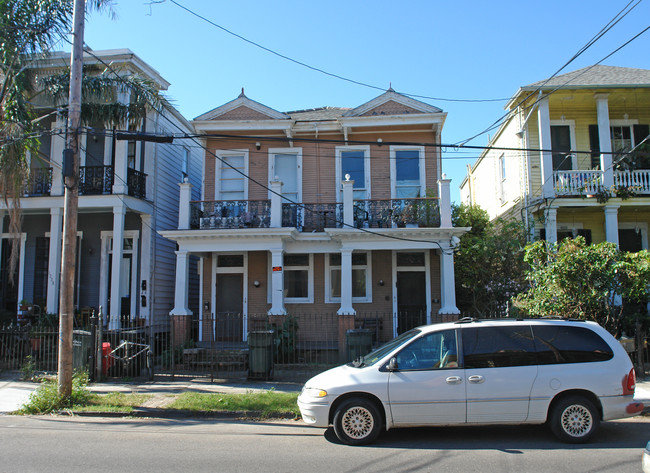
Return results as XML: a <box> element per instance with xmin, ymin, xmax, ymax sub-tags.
<box><xmin>1</xmin><ymin>372</ymin><xmax>649</xmax><ymax>416</ymax></box>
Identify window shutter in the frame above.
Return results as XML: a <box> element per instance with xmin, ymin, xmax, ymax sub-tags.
<box><xmin>633</xmin><ymin>124</ymin><xmax>649</xmax><ymax>144</ymax></box>
<box><xmin>588</xmin><ymin>125</ymin><xmax>600</xmax><ymax>169</ymax></box>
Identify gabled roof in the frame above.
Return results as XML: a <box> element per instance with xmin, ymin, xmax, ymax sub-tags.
<box><xmin>343</xmin><ymin>89</ymin><xmax>443</xmax><ymax>117</ymax></box>
<box><xmin>522</xmin><ymin>65</ymin><xmax>650</xmax><ymax>90</ymax></box>
<box><xmin>194</xmin><ymin>89</ymin><xmax>289</xmax><ymax>121</ymax></box>
<box><xmin>288</xmin><ymin>107</ymin><xmax>349</xmax><ymax>121</ymax></box>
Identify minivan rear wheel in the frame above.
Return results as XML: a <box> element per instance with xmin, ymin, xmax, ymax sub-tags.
<box><xmin>333</xmin><ymin>398</ymin><xmax>382</xmax><ymax>446</ymax></box>
<box><xmin>549</xmin><ymin>395</ymin><xmax>600</xmax><ymax>443</ymax></box>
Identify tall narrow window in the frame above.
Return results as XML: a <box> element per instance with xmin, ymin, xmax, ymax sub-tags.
<box><xmin>216</xmin><ymin>151</ymin><xmax>247</xmax><ymax>201</ymax></box>
<box><xmin>391</xmin><ymin>146</ymin><xmax>425</xmax><ymax>198</ymax></box>
<box><xmin>550</xmin><ymin>125</ymin><xmax>572</xmax><ymax>171</ymax></box>
<box><xmin>337</xmin><ymin>146</ymin><xmax>370</xmax><ymax>200</ymax></box>
<box><xmin>181</xmin><ymin>147</ymin><xmax>189</xmax><ymax>181</ymax></box>
<box><xmin>498</xmin><ymin>154</ymin><xmax>506</xmax><ymax>202</ymax></box>
<box><xmin>283</xmin><ymin>254</ymin><xmax>312</xmax><ymax>302</ymax></box>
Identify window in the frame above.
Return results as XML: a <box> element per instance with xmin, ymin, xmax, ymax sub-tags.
<box><xmin>33</xmin><ymin>237</ymin><xmax>49</xmax><ymax>307</ymax></box>
<box><xmin>283</xmin><ymin>254</ymin><xmax>313</xmax><ymax>303</ymax></box>
<box><xmin>336</xmin><ymin>146</ymin><xmax>370</xmax><ymax>200</ymax></box>
<box><xmin>391</xmin><ymin>146</ymin><xmax>425</xmax><ymax>198</ymax></box>
<box><xmin>181</xmin><ymin>147</ymin><xmax>189</xmax><ymax>181</ymax></box>
<box><xmin>618</xmin><ymin>223</ymin><xmax>647</xmax><ymax>252</ymax></box>
<box><xmin>326</xmin><ymin>252</ymin><xmax>371</xmax><ymax>303</ymax></box>
<box><xmin>589</xmin><ymin>123</ymin><xmax>650</xmax><ymax>170</ymax></box>
<box><xmin>550</xmin><ymin>125</ymin><xmax>572</xmax><ymax>171</ymax></box>
<box><xmin>498</xmin><ymin>154</ymin><xmax>506</xmax><ymax>202</ymax></box>
<box><xmin>395</xmin><ymin>329</ymin><xmax>458</xmax><ymax>370</ymax></box>
<box><xmin>462</xmin><ymin>326</ymin><xmax>537</xmax><ymax>368</ymax></box>
<box><xmin>532</xmin><ymin>325</ymin><xmax>613</xmax><ymax>364</ymax></box>
<box><xmin>269</xmin><ymin>148</ymin><xmax>301</xmax><ymax>203</ymax></box>
<box><xmin>216</xmin><ymin>150</ymin><xmax>247</xmax><ymax>201</ymax></box>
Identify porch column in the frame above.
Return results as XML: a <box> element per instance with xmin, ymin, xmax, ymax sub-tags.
<box><xmin>46</xmin><ymin>207</ymin><xmax>63</xmax><ymax>314</ymax></box>
<box><xmin>545</xmin><ymin>207</ymin><xmax>558</xmax><ymax>244</ymax></box>
<box><xmin>16</xmin><ymin>233</ymin><xmax>26</xmax><ymax>311</ymax></box>
<box><xmin>268</xmin><ymin>248</ymin><xmax>286</xmax><ymax>315</ymax></box>
<box><xmin>270</xmin><ymin>180</ymin><xmax>283</xmax><ymax>228</ymax></box>
<box><xmin>112</xmin><ymin>91</ymin><xmax>130</xmax><ymax>195</ymax></box>
<box><xmin>538</xmin><ymin>96</ymin><xmax>555</xmax><ymax>199</ymax></box>
<box><xmin>342</xmin><ymin>178</ymin><xmax>354</xmax><ymax>228</ymax></box>
<box><xmin>438</xmin><ymin>248</ymin><xmax>460</xmax><ymax>315</ymax></box>
<box><xmin>595</xmin><ymin>94</ymin><xmax>614</xmax><ymax>188</ymax></box>
<box><xmin>604</xmin><ymin>205</ymin><xmax>620</xmax><ymax>247</ymax></box>
<box><xmin>438</xmin><ymin>175</ymin><xmax>452</xmax><ymax>227</ymax></box>
<box><xmin>337</xmin><ymin>248</ymin><xmax>355</xmax><ymax>315</ymax></box>
<box><xmin>51</xmin><ymin>116</ymin><xmax>65</xmax><ymax>196</ymax></box>
<box><xmin>178</xmin><ymin>179</ymin><xmax>193</xmax><ymax>229</ymax></box>
<box><xmin>170</xmin><ymin>250</ymin><xmax>192</xmax><ymax>316</ymax></box>
<box><xmin>139</xmin><ymin>213</ymin><xmax>152</xmax><ymax>323</ymax></box>
<box><xmin>108</xmin><ymin>204</ymin><xmax>125</xmax><ymax>330</ymax></box>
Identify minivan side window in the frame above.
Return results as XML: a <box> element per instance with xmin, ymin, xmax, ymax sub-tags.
<box><xmin>463</xmin><ymin>326</ymin><xmax>536</xmax><ymax>369</ymax></box>
<box><xmin>395</xmin><ymin>329</ymin><xmax>458</xmax><ymax>370</ymax></box>
<box><xmin>532</xmin><ymin>325</ymin><xmax>613</xmax><ymax>364</ymax></box>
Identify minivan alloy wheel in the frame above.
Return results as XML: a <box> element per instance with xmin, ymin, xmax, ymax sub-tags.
<box><xmin>333</xmin><ymin>398</ymin><xmax>382</xmax><ymax>445</ymax></box>
<box><xmin>550</xmin><ymin>395</ymin><xmax>600</xmax><ymax>443</ymax></box>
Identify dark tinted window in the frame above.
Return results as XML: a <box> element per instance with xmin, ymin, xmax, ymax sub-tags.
<box><xmin>532</xmin><ymin>325</ymin><xmax>613</xmax><ymax>364</ymax></box>
<box><xmin>462</xmin><ymin>326</ymin><xmax>536</xmax><ymax>369</ymax></box>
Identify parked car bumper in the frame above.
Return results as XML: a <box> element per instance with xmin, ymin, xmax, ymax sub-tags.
<box><xmin>297</xmin><ymin>394</ymin><xmax>331</xmax><ymax>427</ymax></box>
<box><xmin>601</xmin><ymin>395</ymin><xmax>644</xmax><ymax>421</ymax></box>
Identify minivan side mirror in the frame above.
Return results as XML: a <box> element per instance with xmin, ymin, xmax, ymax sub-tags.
<box><xmin>387</xmin><ymin>357</ymin><xmax>398</xmax><ymax>371</ymax></box>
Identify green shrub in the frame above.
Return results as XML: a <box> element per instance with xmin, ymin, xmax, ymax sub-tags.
<box><xmin>18</xmin><ymin>370</ymin><xmax>91</xmax><ymax>414</ymax></box>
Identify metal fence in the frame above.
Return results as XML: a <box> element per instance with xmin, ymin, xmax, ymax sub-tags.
<box><xmin>2</xmin><ymin>315</ymin><xmax>648</xmax><ymax>381</ymax></box>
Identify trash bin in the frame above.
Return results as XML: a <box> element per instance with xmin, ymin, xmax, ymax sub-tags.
<box><xmin>73</xmin><ymin>330</ymin><xmax>93</xmax><ymax>370</ymax></box>
<box><xmin>248</xmin><ymin>330</ymin><xmax>275</xmax><ymax>380</ymax></box>
<box><xmin>346</xmin><ymin>329</ymin><xmax>373</xmax><ymax>362</ymax></box>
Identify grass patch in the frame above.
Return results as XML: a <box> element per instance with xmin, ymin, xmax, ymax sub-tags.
<box><xmin>17</xmin><ymin>371</ymin><xmax>92</xmax><ymax>414</ymax></box>
<box><xmin>72</xmin><ymin>393</ymin><xmax>153</xmax><ymax>413</ymax></box>
<box><xmin>166</xmin><ymin>390</ymin><xmax>300</xmax><ymax>418</ymax></box>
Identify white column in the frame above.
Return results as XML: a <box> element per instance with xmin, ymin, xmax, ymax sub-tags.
<box><xmin>46</xmin><ymin>207</ymin><xmax>63</xmax><ymax>314</ymax></box>
<box><xmin>604</xmin><ymin>205</ymin><xmax>619</xmax><ymax>247</ymax></box>
<box><xmin>545</xmin><ymin>207</ymin><xmax>557</xmax><ymax>244</ymax></box>
<box><xmin>170</xmin><ymin>250</ymin><xmax>192</xmax><ymax>316</ymax></box>
<box><xmin>270</xmin><ymin>180</ymin><xmax>283</xmax><ymax>228</ymax></box>
<box><xmin>268</xmin><ymin>248</ymin><xmax>286</xmax><ymax>315</ymax></box>
<box><xmin>337</xmin><ymin>248</ymin><xmax>355</xmax><ymax>315</ymax></box>
<box><xmin>112</xmin><ymin>91</ymin><xmax>130</xmax><ymax>195</ymax></box>
<box><xmin>538</xmin><ymin>97</ymin><xmax>555</xmax><ymax>199</ymax></box>
<box><xmin>438</xmin><ymin>249</ymin><xmax>460</xmax><ymax>315</ymax></box>
<box><xmin>108</xmin><ymin>204</ymin><xmax>125</xmax><ymax>329</ymax></box>
<box><xmin>51</xmin><ymin>116</ymin><xmax>65</xmax><ymax>196</ymax></box>
<box><xmin>178</xmin><ymin>179</ymin><xmax>193</xmax><ymax>229</ymax></box>
<box><xmin>596</xmin><ymin>94</ymin><xmax>613</xmax><ymax>188</ymax></box>
<box><xmin>438</xmin><ymin>175</ymin><xmax>452</xmax><ymax>227</ymax></box>
<box><xmin>139</xmin><ymin>214</ymin><xmax>152</xmax><ymax>323</ymax></box>
<box><xmin>342</xmin><ymin>178</ymin><xmax>354</xmax><ymax>228</ymax></box>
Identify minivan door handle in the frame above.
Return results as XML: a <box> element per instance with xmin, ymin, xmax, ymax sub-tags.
<box><xmin>446</xmin><ymin>376</ymin><xmax>462</xmax><ymax>385</ymax></box>
<box><xmin>468</xmin><ymin>375</ymin><xmax>485</xmax><ymax>384</ymax></box>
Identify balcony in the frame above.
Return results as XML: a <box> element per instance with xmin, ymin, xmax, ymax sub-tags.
<box><xmin>24</xmin><ymin>167</ymin><xmax>52</xmax><ymax>196</ymax></box>
<box><xmin>79</xmin><ymin>165</ymin><xmax>114</xmax><ymax>195</ymax></box>
<box><xmin>190</xmin><ymin>198</ymin><xmax>441</xmax><ymax>231</ymax></box>
<box><xmin>553</xmin><ymin>169</ymin><xmax>650</xmax><ymax>197</ymax></box>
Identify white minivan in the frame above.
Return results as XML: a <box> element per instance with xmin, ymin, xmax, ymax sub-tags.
<box><xmin>297</xmin><ymin>318</ymin><xmax>643</xmax><ymax>445</ymax></box>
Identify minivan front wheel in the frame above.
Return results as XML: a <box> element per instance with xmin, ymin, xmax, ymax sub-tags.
<box><xmin>550</xmin><ymin>396</ymin><xmax>600</xmax><ymax>443</ymax></box>
<box><xmin>333</xmin><ymin>398</ymin><xmax>382</xmax><ymax>445</ymax></box>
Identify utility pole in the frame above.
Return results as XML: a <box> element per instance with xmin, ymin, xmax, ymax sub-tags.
<box><xmin>58</xmin><ymin>0</ymin><xmax>85</xmax><ymax>398</ymax></box>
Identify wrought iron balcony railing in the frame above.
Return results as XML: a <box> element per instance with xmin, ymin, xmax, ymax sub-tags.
<box><xmin>79</xmin><ymin>165</ymin><xmax>114</xmax><ymax>195</ymax></box>
<box><xmin>127</xmin><ymin>168</ymin><xmax>147</xmax><ymax>199</ymax></box>
<box><xmin>191</xmin><ymin>200</ymin><xmax>272</xmax><ymax>229</ymax></box>
<box><xmin>24</xmin><ymin>167</ymin><xmax>52</xmax><ymax>196</ymax></box>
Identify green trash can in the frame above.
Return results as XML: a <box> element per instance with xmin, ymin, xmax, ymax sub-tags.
<box><xmin>346</xmin><ymin>329</ymin><xmax>373</xmax><ymax>362</ymax></box>
<box><xmin>248</xmin><ymin>330</ymin><xmax>275</xmax><ymax>380</ymax></box>
<box><xmin>73</xmin><ymin>330</ymin><xmax>93</xmax><ymax>370</ymax></box>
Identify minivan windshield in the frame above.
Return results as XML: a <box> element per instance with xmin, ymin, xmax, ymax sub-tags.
<box><xmin>349</xmin><ymin>329</ymin><xmax>421</xmax><ymax>367</ymax></box>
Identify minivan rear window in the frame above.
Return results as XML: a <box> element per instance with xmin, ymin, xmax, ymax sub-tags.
<box><xmin>532</xmin><ymin>325</ymin><xmax>613</xmax><ymax>364</ymax></box>
<box><xmin>462</xmin><ymin>326</ymin><xmax>537</xmax><ymax>369</ymax></box>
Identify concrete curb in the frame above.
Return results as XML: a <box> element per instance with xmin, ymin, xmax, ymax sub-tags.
<box><xmin>70</xmin><ymin>408</ymin><xmax>298</xmax><ymax>420</ymax></box>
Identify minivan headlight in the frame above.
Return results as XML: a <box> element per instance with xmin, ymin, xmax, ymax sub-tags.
<box><xmin>302</xmin><ymin>387</ymin><xmax>328</xmax><ymax>398</ymax></box>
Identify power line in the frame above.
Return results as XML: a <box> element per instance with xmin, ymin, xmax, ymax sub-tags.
<box><xmin>165</xmin><ymin>0</ymin><xmax>508</xmax><ymax>104</ymax></box>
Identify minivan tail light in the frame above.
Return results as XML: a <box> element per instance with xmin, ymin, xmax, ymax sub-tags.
<box><xmin>623</xmin><ymin>368</ymin><xmax>636</xmax><ymax>395</ymax></box>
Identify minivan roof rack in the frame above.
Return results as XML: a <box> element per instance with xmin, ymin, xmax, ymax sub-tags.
<box><xmin>454</xmin><ymin>317</ymin><xmax>477</xmax><ymax>324</ymax></box>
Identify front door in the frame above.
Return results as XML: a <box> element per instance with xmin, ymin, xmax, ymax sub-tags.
<box><xmin>216</xmin><ymin>274</ymin><xmax>243</xmax><ymax>341</ymax></box>
<box><xmin>396</xmin><ymin>271</ymin><xmax>426</xmax><ymax>334</ymax></box>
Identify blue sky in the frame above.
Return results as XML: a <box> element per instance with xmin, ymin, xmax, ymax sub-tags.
<box><xmin>80</xmin><ymin>0</ymin><xmax>650</xmax><ymax>203</ymax></box>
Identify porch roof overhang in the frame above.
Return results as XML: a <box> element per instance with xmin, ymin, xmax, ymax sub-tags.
<box><xmin>158</xmin><ymin>226</ymin><xmax>470</xmax><ymax>253</ymax></box>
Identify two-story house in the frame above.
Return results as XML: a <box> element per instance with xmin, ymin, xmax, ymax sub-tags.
<box><xmin>161</xmin><ymin>88</ymin><xmax>467</xmax><ymax>354</ymax></box>
<box><xmin>0</xmin><ymin>49</ymin><xmax>202</xmax><ymax>329</ymax></box>
<box><xmin>461</xmin><ymin>65</ymin><xmax>650</xmax><ymax>251</ymax></box>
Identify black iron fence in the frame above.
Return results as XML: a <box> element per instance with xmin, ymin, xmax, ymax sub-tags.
<box><xmin>3</xmin><ymin>314</ymin><xmax>647</xmax><ymax>381</ymax></box>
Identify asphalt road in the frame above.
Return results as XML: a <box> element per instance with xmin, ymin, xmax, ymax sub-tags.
<box><xmin>0</xmin><ymin>416</ymin><xmax>647</xmax><ymax>472</ymax></box>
